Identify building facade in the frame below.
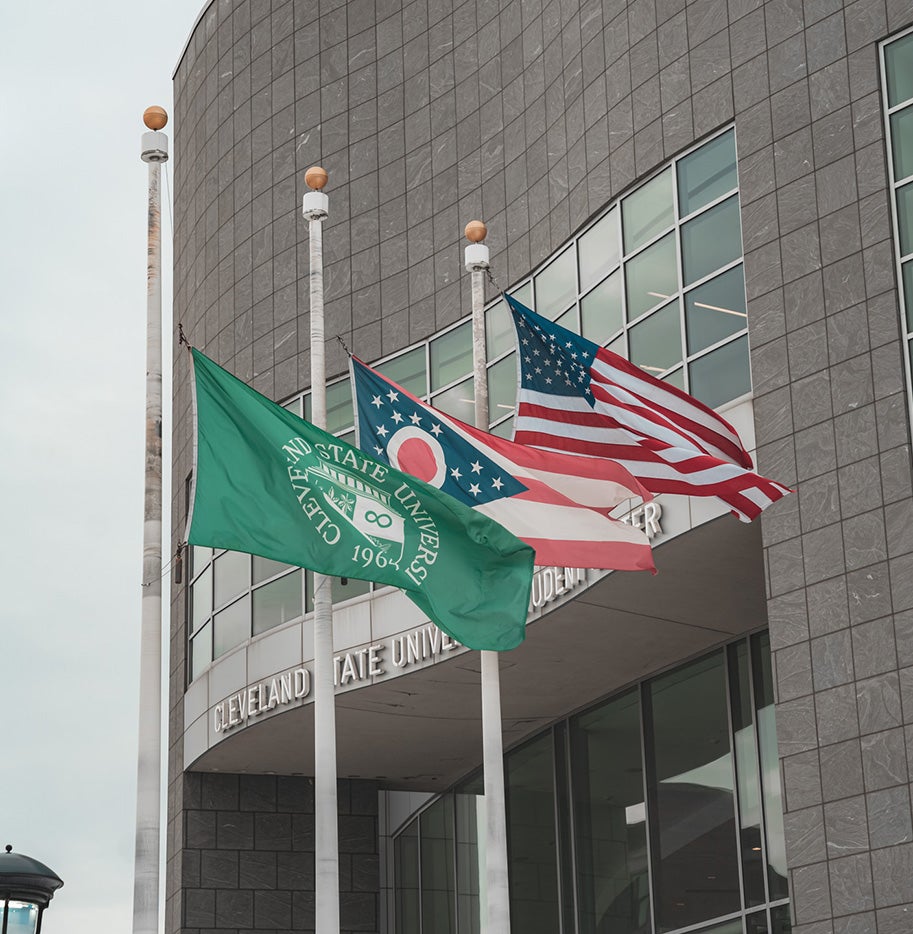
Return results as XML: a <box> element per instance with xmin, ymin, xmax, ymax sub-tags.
<box><xmin>169</xmin><ymin>1</ymin><xmax>913</xmax><ymax>933</ymax></box>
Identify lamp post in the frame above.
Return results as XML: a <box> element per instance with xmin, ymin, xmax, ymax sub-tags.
<box><xmin>0</xmin><ymin>846</ymin><xmax>63</xmax><ymax>934</ymax></box>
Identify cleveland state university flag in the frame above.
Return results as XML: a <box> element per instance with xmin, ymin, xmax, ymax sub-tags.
<box><xmin>186</xmin><ymin>349</ymin><xmax>535</xmax><ymax>651</ymax></box>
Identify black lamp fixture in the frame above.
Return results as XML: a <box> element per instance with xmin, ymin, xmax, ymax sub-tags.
<box><xmin>0</xmin><ymin>846</ymin><xmax>63</xmax><ymax>934</ymax></box>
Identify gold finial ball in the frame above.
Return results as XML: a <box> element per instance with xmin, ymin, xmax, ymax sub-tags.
<box><xmin>465</xmin><ymin>220</ymin><xmax>487</xmax><ymax>243</ymax></box>
<box><xmin>305</xmin><ymin>166</ymin><xmax>328</xmax><ymax>190</ymax></box>
<box><xmin>143</xmin><ymin>106</ymin><xmax>168</xmax><ymax>131</ymax></box>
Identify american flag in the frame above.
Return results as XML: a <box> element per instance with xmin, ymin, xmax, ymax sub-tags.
<box><xmin>350</xmin><ymin>356</ymin><xmax>655</xmax><ymax>572</ymax></box>
<box><xmin>505</xmin><ymin>295</ymin><xmax>790</xmax><ymax>522</ymax></box>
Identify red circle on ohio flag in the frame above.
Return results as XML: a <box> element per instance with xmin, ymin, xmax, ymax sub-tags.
<box><xmin>387</xmin><ymin>427</ymin><xmax>447</xmax><ymax>487</ymax></box>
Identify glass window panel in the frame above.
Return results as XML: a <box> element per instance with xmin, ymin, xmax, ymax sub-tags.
<box><xmin>556</xmin><ymin>305</ymin><xmax>578</xmax><ymax>331</ymax></box>
<box><xmin>903</xmin><ymin>259</ymin><xmax>913</xmax><ymax>332</ymax></box>
<box><xmin>333</xmin><ymin>575</ymin><xmax>372</xmax><ymax>603</ymax></box>
<box><xmin>898</xmin><ymin>181</ymin><xmax>913</xmax><ymax>256</ymax></box>
<box><xmin>304</xmin><ymin>570</ymin><xmax>314</xmax><ymax>613</ymax></box>
<box><xmin>681</xmin><ymin>195</ymin><xmax>742</xmax><ymax>286</ymax></box>
<box><xmin>378</xmin><ymin>347</ymin><xmax>428</xmax><ymax>397</ymax></box>
<box><xmin>326</xmin><ymin>378</ymin><xmax>354</xmax><ymax>434</ymax></box>
<box><xmin>486</xmin><ymin>298</ymin><xmax>516</xmax><ymax>361</ymax></box>
<box><xmin>535</xmin><ymin>245</ymin><xmax>577</xmax><ymax>316</ymax></box>
<box><xmin>625</xmin><ymin>233</ymin><xmax>678</xmax><ymax>321</ymax></box>
<box><xmin>553</xmin><ymin>722</ymin><xmax>576</xmax><ymax>934</ymax></box>
<box><xmin>579</xmin><ymin>207</ymin><xmax>621</xmax><ymax>291</ymax></box>
<box><xmin>421</xmin><ymin>798</ymin><xmax>456</xmax><ymax>934</ymax></box>
<box><xmin>886</xmin><ymin>32</ymin><xmax>913</xmax><ymax>108</ymax></box>
<box><xmin>455</xmin><ymin>793</ymin><xmax>482</xmax><ymax>934</ymax></box>
<box><xmin>571</xmin><ymin>689</ymin><xmax>651</xmax><ymax>934</ymax></box>
<box><xmin>488</xmin><ymin>354</ymin><xmax>517</xmax><ymax>424</ymax></box>
<box><xmin>191</xmin><ymin>565</ymin><xmax>212</xmax><ymax>634</ymax></box>
<box><xmin>663</xmin><ymin>367</ymin><xmax>685</xmax><ymax>390</ymax></box>
<box><xmin>304</xmin><ymin>394</ymin><xmax>312</xmax><ymax>421</ymax></box>
<box><xmin>490</xmin><ymin>416</ymin><xmax>514</xmax><ymax>439</ymax></box>
<box><xmin>253</xmin><ymin>570</ymin><xmax>303</xmax><ymax>635</ymax></box>
<box><xmin>729</xmin><ymin>642</ymin><xmax>766</xmax><ymax>908</ymax></box>
<box><xmin>191</xmin><ymin>622</ymin><xmax>212</xmax><ymax>679</ymax></box>
<box><xmin>623</xmin><ymin>168</ymin><xmax>674</xmax><ymax>253</ymax></box>
<box><xmin>509</xmin><ymin>281</ymin><xmax>534</xmax><ymax>309</ymax></box>
<box><xmin>253</xmin><ymin>555</ymin><xmax>293</xmax><ymax>584</ymax></box>
<box><xmin>214</xmin><ymin>550</ymin><xmax>250</xmax><ymax>609</ymax></box>
<box><xmin>581</xmin><ymin>270</ymin><xmax>623</xmax><ymax>345</ymax></box>
<box><xmin>431</xmin><ymin>321</ymin><xmax>473</xmax><ymax>390</ymax></box>
<box><xmin>213</xmin><ymin>595</ymin><xmax>251</xmax><ymax>658</ymax></box>
<box><xmin>647</xmin><ymin>652</ymin><xmax>741</xmax><ymax>932</ymax></box>
<box><xmin>746</xmin><ymin>911</ymin><xmax>771</xmax><ymax>934</ymax></box>
<box><xmin>752</xmin><ymin>633</ymin><xmax>788</xmax><ymax>902</ymax></box>
<box><xmin>432</xmin><ymin>376</ymin><xmax>476</xmax><ymax>421</ymax></box>
<box><xmin>678</xmin><ymin>130</ymin><xmax>738</xmax><ymax>217</ymax></box>
<box><xmin>696</xmin><ymin>921</ymin><xmax>744</xmax><ymax>934</ymax></box>
<box><xmin>506</xmin><ymin>733</ymin><xmax>560</xmax><ymax>934</ymax></box>
<box><xmin>629</xmin><ymin>300</ymin><xmax>682</xmax><ymax>376</ymax></box>
<box><xmin>770</xmin><ymin>904</ymin><xmax>793</xmax><ymax>934</ymax></box>
<box><xmin>891</xmin><ymin>106</ymin><xmax>913</xmax><ymax>181</ymax></box>
<box><xmin>6</xmin><ymin>901</ymin><xmax>40</xmax><ymax>934</ymax></box>
<box><xmin>283</xmin><ymin>396</ymin><xmax>302</xmax><ymax>417</ymax></box>
<box><xmin>190</xmin><ymin>545</ymin><xmax>212</xmax><ymax>577</ymax></box>
<box><xmin>608</xmin><ymin>334</ymin><xmax>626</xmax><ymax>357</ymax></box>
<box><xmin>686</xmin><ymin>266</ymin><xmax>748</xmax><ymax>354</ymax></box>
<box><xmin>337</xmin><ymin>429</ymin><xmax>356</xmax><ymax>446</ymax></box>
<box><xmin>395</xmin><ymin>822</ymin><xmax>421</xmax><ymax>934</ymax></box>
<box><xmin>689</xmin><ymin>335</ymin><xmax>751</xmax><ymax>409</ymax></box>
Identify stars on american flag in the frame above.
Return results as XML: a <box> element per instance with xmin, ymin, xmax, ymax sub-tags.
<box><xmin>513</xmin><ymin>307</ymin><xmax>594</xmax><ymax>402</ymax></box>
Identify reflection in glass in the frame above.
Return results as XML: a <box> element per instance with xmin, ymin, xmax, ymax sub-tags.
<box><xmin>556</xmin><ymin>305</ymin><xmax>579</xmax><ymax>332</ymax></box>
<box><xmin>432</xmin><ymin>376</ymin><xmax>475</xmax><ymax>421</ymax></box>
<box><xmin>629</xmin><ymin>301</ymin><xmax>682</xmax><ymax>375</ymax></box>
<box><xmin>898</xmin><ymin>181</ymin><xmax>913</xmax><ymax>256</ymax></box>
<box><xmin>395</xmin><ymin>822</ymin><xmax>420</xmax><ymax>934</ymax></box>
<box><xmin>581</xmin><ymin>271</ymin><xmax>623</xmax><ymax>345</ymax></box>
<box><xmin>623</xmin><ymin>169</ymin><xmax>674</xmax><ymax>253</ymax></box>
<box><xmin>886</xmin><ymin>32</ymin><xmax>913</xmax><ymax>108</ymax></box>
<box><xmin>572</xmin><ymin>689</ymin><xmax>651</xmax><ymax>934</ymax></box>
<box><xmin>729</xmin><ymin>642</ymin><xmax>766</xmax><ymax>907</ymax></box>
<box><xmin>698</xmin><ymin>920</ymin><xmax>745</xmax><ymax>934</ymax></box>
<box><xmin>213</xmin><ymin>594</ymin><xmax>251</xmax><ymax>658</ymax></box>
<box><xmin>421</xmin><ymin>798</ymin><xmax>455</xmax><ymax>934</ymax></box>
<box><xmin>190</xmin><ymin>545</ymin><xmax>212</xmax><ymax>577</ymax></box>
<box><xmin>770</xmin><ymin>903</ymin><xmax>793</xmax><ymax>933</ymax></box>
<box><xmin>752</xmin><ymin>633</ymin><xmax>788</xmax><ymax>902</ymax></box>
<box><xmin>491</xmin><ymin>416</ymin><xmax>514</xmax><ymax>439</ymax></box>
<box><xmin>746</xmin><ymin>910</ymin><xmax>771</xmax><ymax>933</ymax></box>
<box><xmin>253</xmin><ymin>555</ymin><xmax>293</xmax><ymax>584</ymax></box>
<box><xmin>579</xmin><ymin>208</ymin><xmax>621</xmax><ymax>291</ymax></box>
<box><xmin>510</xmin><ymin>281</ymin><xmax>534</xmax><ymax>310</ymax></box>
<box><xmin>283</xmin><ymin>396</ymin><xmax>303</xmax><ymax>417</ymax></box>
<box><xmin>379</xmin><ymin>346</ymin><xmax>427</xmax><ymax>397</ymax></box>
<box><xmin>191</xmin><ymin>623</ymin><xmax>212</xmax><ymax>678</ymax></box>
<box><xmin>6</xmin><ymin>901</ymin><xmax>40</xmax><ymax>934</ymax></box>
<box><xmin>214</xmin><ymin>550</ymin><xmax>250</xmax><ymax>609</ymax></box>
<box><xmin>191</xmin><ymin>565</ymin><xmax>212</xmax><ymax>634</ymax></box>
<box><xmin>891</xmin><ymin>107</ymin><xmax>913</xmax><ymax>181</ymax></box>
<box><xmin>690</xmin><ymin>336</ymin><xmax>751</xmax><ymax>409</ymax></box>
<box><xmin>431</xmin><ymin>322</ymin><xmax>473</xmax><ymax>391</ymax></box>
<box><xmin>507</xmin><ymin>733</ymin><xmax>560</xmax><ymax>934</ymax></box>
<box><xmin>488</xmin><ymin>354</ymin><xmax>517</xmax><ymax>424</ymax></box>
<box><xmin>681</xmin><ymin>196</ymin><xmax>742</xmax><ymax>286</ymax></box>
<box><xmin>663</xmin><ymin>368</ymin><xmax>685</xmax><ymax>390</ymax></box>
<box><xmin>326</xmin><ymin>378</ymin><xmax>354</xmax><ymax>434</ymax></box>
<box><xmin>536</xmin><ymin>246</ymin><xmax>577</xmax><ymax>316</ymax></box>
<box><xmin>252</xmin><ymin>569</ymin><xmax>303</xmax><ymax>635</ymax></box>
<box><xmin>685</xmin><ymin>266</ymin><xmax>747</xmax><ymax>355</ymax></box>
<box><xmin>455</xmin><ymin>793</ymin><xmax>482</xmax><ymax>934</ymax></box>
<box><xmin>678</xmin><ymin>130</ymin><xmax>738</xmax><ymax>217</ymax></box>
<box><xmin>486</xmin><ymin>299</ymin><xmax>515</xmax><ymax>361</ymax></box>
<box><xmin>625</xmin><ymin>234</ymin><xmax>677</xmax><ymax>322</ymax></box>
<box><xmin>647</xmin><ymin>652</ymin><xmax>741</xmax><ymax>932</ymax></box>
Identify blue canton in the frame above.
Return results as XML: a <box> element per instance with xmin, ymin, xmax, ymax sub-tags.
<box><xmin>352</xmin><ymin>359</ymin><xmax>527</xmax><ymax>507</ymax></box>
<box><xmin>504</xmin><ymin>294</ymin><xmax>598</xmax><ymax>407</ymax></box>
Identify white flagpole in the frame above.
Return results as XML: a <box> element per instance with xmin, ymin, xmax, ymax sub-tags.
<box><xmin>134</xmin><ymin>106</ymin><xmax>168</xmax><ymax>934</ymax></box>
<box><xmin>465</xmin><ymin>221</ymin><xmax>511</xmax><ymax>934</ymax></box>
<box><xmin>302</xmin><ymin>166</ymin><xmax>340</xmax><ymax>934</ymax></box>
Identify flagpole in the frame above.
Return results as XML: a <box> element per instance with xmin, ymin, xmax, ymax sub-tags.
<box><xmin>465</xmin><ymin>221</ymin><xmax>511</xmax><ymax>934</ymax></box>
<box><xmin>303</xmin><ymin>166</ymin><xmax>340</xmax><ymax>934</ymax></box>
<box><xmin>134</xmin><ymin>106</ymin><xmax>168</xmax><ymax>934</ymax></box>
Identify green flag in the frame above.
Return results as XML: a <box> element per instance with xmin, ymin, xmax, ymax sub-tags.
<box><xmin>186</xmin><ymin>349</ymin><xmax>535</xmax><ymax>651</ymax></box>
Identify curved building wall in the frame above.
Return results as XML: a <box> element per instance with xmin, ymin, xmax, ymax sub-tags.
<box><xmin>170</xmin><ymin>1</ymin><xmax>913</xmax><ymax>933</ymax></box>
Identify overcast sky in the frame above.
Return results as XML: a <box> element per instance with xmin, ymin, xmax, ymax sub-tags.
<box><xmin>1</xmin><ymin>2</ymin><xmax>199</xmax><ymax>929</ymax></box>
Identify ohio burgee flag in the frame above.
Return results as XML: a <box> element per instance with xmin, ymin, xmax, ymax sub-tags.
<box><xmin>186</xmin><ymin>349</ymin><xmax>535</xmax><ymax>651</ymax></box>
<box><xmin>350</xmin><ymin>355</ymin><xmax>655</xmax><ymax>572</ymax></box>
